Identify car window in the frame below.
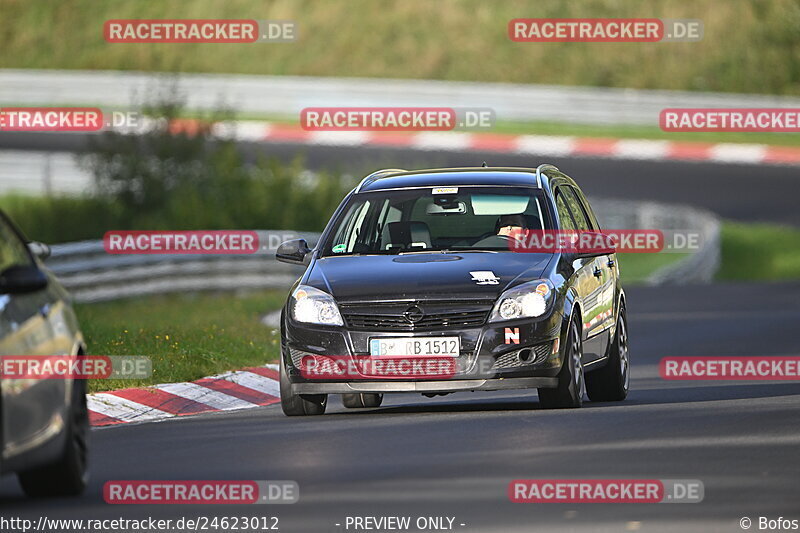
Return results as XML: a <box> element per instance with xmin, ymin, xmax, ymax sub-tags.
<box><xmin>323</xmin><ymin>187</ymin><xmax>551</xmax><ymax>255</ymax></box>
<box><xmin>330</xmin><ymin>200</ymin><xmax>372</xmax><ymax>253</ymax></box>
<box><xmin>555</xmin><ymin>189</ymin><xmax>577</xmax><ymax>231</ymax></box>
<box><xmin>561</xmin><ymin>187</ymin><xmax>592</xmax><ymax>231</ymax></box>
<box><xmin>570</xmin><ymin>186</ymin><xmax>601</xmax><ymax>230</ymax></box>
<box><xmin>0</xmin><ymin>216</ymin><xmax>34</xmax><ymax>272</ymax></box>
<box><xmin>566</xmin><ymin>187</ymin><xmax>593</xmax><ymax>230</ymax></box>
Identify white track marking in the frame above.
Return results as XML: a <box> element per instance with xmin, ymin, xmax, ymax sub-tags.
<box><xmin>309</xmin><ymin>131</ymin><xmax>370</xmax><ymax>145</ymax></box>
<box><xmin>88</xmin><ymin>393</ymin><xmax>175</xmax><ymax>422</ymax></box>
<box><xmin>709</xmin><ymin>143</ymin><xmax>767</xmax><ymax>164</ymax></box>
<box><xmin>411</xmin><ymin>132</ymin><xmax>473</xmax><ymax>151</ymax></box>
<box><xmin>514</xmin><ymin>135</ymin><xmax>575</xmax><ymax>156</ymax></box>
<box><xmin>614</xmin><ymin>139</ymin><xmax>671</xmax><ymax>160</ymax></box>
<box><xmin>156</xmin><ymin>382</ymin><xmax>257</xmax><ymax>410</ymax></box>
<box><xmin>222</xmin><ymin>371</ymin><xmax>281</xmax><ymax>398</ymax></box>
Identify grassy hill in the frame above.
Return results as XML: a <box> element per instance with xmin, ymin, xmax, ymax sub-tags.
<box><xmin>1</xmin><ymin>0</ymin><xmax>799</xmax><ymax>95</ymax></box>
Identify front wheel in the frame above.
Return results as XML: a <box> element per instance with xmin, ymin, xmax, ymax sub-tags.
<box><xmin>18</xmin><ymin>379</ymin><xmax>89</xmax><ymax>497</ymax></box>
<box><xmin>586</xmin><ymin>306</ymin><xmax>629</xmax><ymax>402</ymax></box>
<box><xmin>538</xmin><ymin>319</ymin><xmax>584</xmax><ymax>409</ymax></box>
<box><xmin>279</xmin><ymin>355</ymin><xmax>327</xmax><ymax>416</ymax></box>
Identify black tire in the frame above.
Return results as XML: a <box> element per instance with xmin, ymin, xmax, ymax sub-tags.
<box><xmin>18</xmin><ymin>379</ymin><xmax>89</xmax><ymax>497</ymax></box>
<box><xmin>279</xmin><ymin>355</ymin><xmax>327</xmax><ymax>416</ymax></box>
<box><xmin>586</xmin><ymin>306</ymin><xmax>629</xmax><ymax>402</ymax></box>
<box><xmin>342</xmin><ymin>393</ymin><xmax>384</xmax><ymax>408</ymax></box>
<box><xmin>538</xmin><ymin>319</ymin><xmax>584</xmax><ymax>409</ymax></box>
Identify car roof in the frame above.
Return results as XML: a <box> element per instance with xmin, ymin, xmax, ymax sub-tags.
<box><xmin>356</xmin><ymin>167</ymin><xmax>560</xmax><ymax>193</ymax></box>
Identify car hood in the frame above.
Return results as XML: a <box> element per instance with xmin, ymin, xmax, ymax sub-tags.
<box><xmin>305</xmin><ymin>252</ymin><xmax>553</xmax><ymax>302</ymax></box>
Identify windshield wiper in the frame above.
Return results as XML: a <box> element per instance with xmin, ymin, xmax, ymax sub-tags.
<box><xmin>397</xmin><ymin>249</ymin><xmax>441</xmax><ymax>255</ymax></box>
<box><xmin>440</xmin><ymin>248</ymin><xmax>502</xmax><ymax>253</ymax></box>
<box><xmin>328</xmin><ymin>248</ymin><xmax>503</xmax><ymax>257</ymax></box>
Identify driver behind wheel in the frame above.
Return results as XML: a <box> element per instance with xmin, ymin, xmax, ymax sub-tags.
<box><xmin>496</xmin><ymin>213</ymin><xmax>527</xmax><ymax>237</ymax></box>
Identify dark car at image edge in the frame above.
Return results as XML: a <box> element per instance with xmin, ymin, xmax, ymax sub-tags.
<box><xmin>276</xmin><ymin>165</ymin><xmax>629</xmax><ymax>416</ymax></box>
<box><xmin>0</xmin><ymin>210</ymin><xmax>89</xmax><ymax>496</ymax></box>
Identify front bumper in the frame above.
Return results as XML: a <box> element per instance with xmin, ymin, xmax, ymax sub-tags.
<box><xmin>292</xmin><ymin>376</ymin><xmax>558</xmax><ymax>394</ymax></box>
<box><xmin>283</xmin><ymin>307</ymin><xmax>565</xmax><ymax>390</ymax></box>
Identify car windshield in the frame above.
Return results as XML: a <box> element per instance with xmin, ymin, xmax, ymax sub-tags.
<box><xmin>322</xmin><ymin>186</ymin><xmax>552</xmax><ymax>256</ymax></box>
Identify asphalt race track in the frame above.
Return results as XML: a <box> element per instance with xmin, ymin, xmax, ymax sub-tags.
<box><xmin>1</xmin><ymin>136</ymin><xmax>799</xmax><ymax>532</ymax></box>
<box><xmin>2</xmin><ymin>282</ymin><xmax>799</xmax><ymax>532</ymax></box>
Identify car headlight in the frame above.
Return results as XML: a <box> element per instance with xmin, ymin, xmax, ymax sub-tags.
<box><xmin>489</xmin><ymin>280</ymin><xmax>554</xmax><ymax>322</ymax></box>
<box><xmin>291</xmin><ymin>285</ymin><xmax>344</xmax><ymax>326</ymax></box>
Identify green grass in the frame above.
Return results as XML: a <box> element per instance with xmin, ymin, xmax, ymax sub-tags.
<box><xmin>0</xmin><ymin>193</ymin><xmax>122</xmax><ymax>243</ymax></box>
<box><xmin>2</xmin><ymin>0</ymin><xmax>799</xmax><ymax>95</ymax></box>
<box><xmin>717</xmin><ymin>222</ymin><xmax>800</xmax><ymax>280</ymax></box>
<box><xmin>77</xmin><ymin>290</ymin><xmax>285</xmax><ymax>393</ymax></box>
<box><xmin>620</xmin><ymin>221</ymin><xmax>800</xmax><ymax>283</ymax></box>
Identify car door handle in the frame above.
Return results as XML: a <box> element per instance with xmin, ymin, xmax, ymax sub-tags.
<box><xmin>593</xmin><ymin>267</ymin><xmax>602</xmax><ymax>277</ymax></box>
<box><xmin>607</xmin><ymin>259</ymin><xmax>616</xmax><ymax>268</ymax></box>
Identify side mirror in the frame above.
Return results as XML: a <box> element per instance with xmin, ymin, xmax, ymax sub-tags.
<box><xmin>276</xmin><ymin>239</ymin><xmax>311</xmax><ymax>265</ymax></box>
<box><xmin>0</xmin><ymin>264</ymin><xmax>48</xmax><ymax>294</ymax></box>
<box><xmin>28</xmin><ymin>241</ymin><xmax>51</xmax><ymax>261</ymax></box>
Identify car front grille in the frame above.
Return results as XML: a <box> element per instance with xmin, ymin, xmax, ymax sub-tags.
<box><xmin>340</xmin><ymin>300</ymin><xmax>493</xmax><ymax>332</ymax></box>
<box><xmin>344</xmin><ymin>310</ymin><xmax>489</xmax><ymax>331</ymax></box>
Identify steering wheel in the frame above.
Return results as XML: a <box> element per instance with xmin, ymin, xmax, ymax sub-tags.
<box><xmin>475</xmin><ymin>230</ymin><xmax>507</xmax><ymax>242</ymax></box>
<box><xmin>472</xmin><ymin>233</ymin><xmax>513</xmax><ymax>248</ymax></box>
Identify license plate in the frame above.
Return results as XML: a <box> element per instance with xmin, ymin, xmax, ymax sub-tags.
<box><xmin>369</xmin><ymin>337</ymin><xmax>460</xmax><ymax>357</ymax></box>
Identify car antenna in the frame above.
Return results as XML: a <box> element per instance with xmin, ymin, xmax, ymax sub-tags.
<box><xmin>481</xmin><ymin>161</ymin><xmax>488</xmax><ymax>167</ymax></box>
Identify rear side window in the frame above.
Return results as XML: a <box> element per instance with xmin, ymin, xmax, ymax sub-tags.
<box><xmin>561</xmin><ymin>187</ymin><xmax>592</xmax><ymax>231</ymax></box>
<box><xmin>555</xmin><ymin>190</ymin><xmax>577</xmax><ymax>231</ymax></box>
